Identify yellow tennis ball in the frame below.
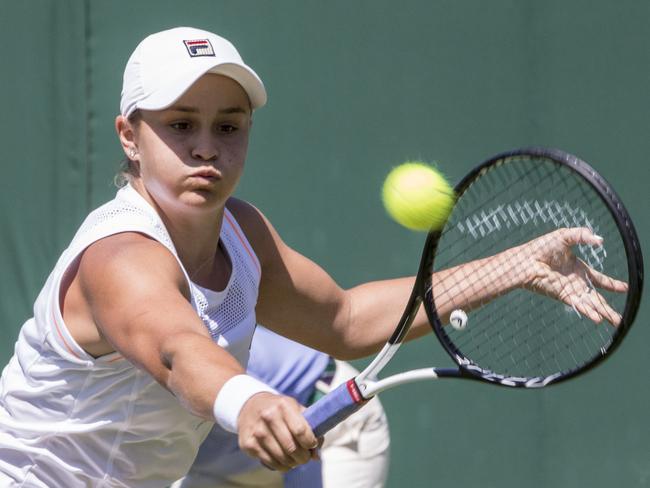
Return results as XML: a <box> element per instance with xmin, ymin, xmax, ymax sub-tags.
<box><xmin>382</xmin><ymin>162</ymin><xmax>455</xmax><ymax>231</ymax></box>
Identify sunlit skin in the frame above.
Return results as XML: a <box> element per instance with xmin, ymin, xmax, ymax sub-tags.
<box><xmin>58</xmin><ymin>73</ymin><xmax>628</xmax><ymax>472</ymax></box>
<box><xmin>130</xmin><ymin>87</ymin><xmax>251</xmax><ymax>214</ymax></box>
<box><xmin>116</xmin><ymin>74</ymin><xmax>252</xmax><ymax>284</ymax></box>
<box><xmin>62</xmin><ymin>74</ymin><xmax>320</xmax><ymax>470</ymax></box>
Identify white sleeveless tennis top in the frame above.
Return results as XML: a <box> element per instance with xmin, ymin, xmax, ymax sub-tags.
<box><xmin>0</xmin><ymin>185</ymin><xmax>261</xmax><ymax>487</ymax></box>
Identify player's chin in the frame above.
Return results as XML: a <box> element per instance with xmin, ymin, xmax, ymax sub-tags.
<box><xmin>181</xmin><ymin>185</ymin><xmax>229</xmax><ymax>209</ymax></box>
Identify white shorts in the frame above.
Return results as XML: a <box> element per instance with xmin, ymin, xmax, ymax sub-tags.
<box><xmin>317</xmin><ymin>360</ymin><xmax>390</xmax><ymax>488</ymax></box>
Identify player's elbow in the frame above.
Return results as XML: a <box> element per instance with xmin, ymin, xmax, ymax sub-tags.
<box><xmin>328</xmin><ymin>348</ymin><xmax>366</xmax><ymax>361</ymax></box>
<box><xmin>326</xmin><ymin>300</ymin><xmax>378</xmax><ymax>360</ymax></box>
<box><xmin>326</xmin><ymin>329</ymin><xmax>372</xmax><ymax>360</ymax></box>
<box><xmin>328</xmin><ymin>337</ymin><xmax>378</xmax><ymax>361</ymax></box>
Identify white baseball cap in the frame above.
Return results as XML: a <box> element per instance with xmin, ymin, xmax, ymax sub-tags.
<box><xmin>120</xmin><ymin>27</ymin><xmax>266</xmax><ymax>117</ymax></box>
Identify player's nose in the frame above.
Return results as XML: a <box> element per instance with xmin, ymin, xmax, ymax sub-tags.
<box><xmin>191</xmin><ymin>133</ymin><xmax>219</xmax><ymax>161</ymax></box>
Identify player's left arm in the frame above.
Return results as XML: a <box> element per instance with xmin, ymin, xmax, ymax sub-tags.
<box><xmin>226</xmin><ymin>198</ymin><xmax>410</xmax><ymax>358</ymax></box>
<box><xmin>229</xmin><ymin>200</ymin><xmax>625</xmax><ymax>359</ymax></box>
<box><xmin>227</xmin><ymin>199</ymin><xmax>507</xmax><ymax>358</ymax></box>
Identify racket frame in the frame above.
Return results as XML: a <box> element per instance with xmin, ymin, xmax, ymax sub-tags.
<box><xmin>427</xmin><ymin>147</ymin><xmax>644</xmax><ymax>388</ymax></box>
<box><xmin>304</xmin><ymin>146</ymin><xmax>644</xmax><ymax>436</ymax></box>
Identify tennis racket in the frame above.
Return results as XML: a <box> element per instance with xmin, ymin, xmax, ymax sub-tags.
<box><xmin>303</xmin><ymin>146</ymin><xmax>644</xmax><ymax>437</ymax></box>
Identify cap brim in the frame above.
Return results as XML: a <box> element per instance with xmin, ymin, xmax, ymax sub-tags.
<box><xmin>209</xmin><ymin>63</ymin><xmax>267</xmax><ymax>109</ymax></box>
<box><xmin>137</xmin><ymin>61</ymin><xmax>267</xmax><ymax>113</ymax></box>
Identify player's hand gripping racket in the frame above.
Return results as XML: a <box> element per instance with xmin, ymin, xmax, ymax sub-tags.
<box><xmin>303</xmin><ymin>147</ymin><xmax>643</xmax><ymax>437</ymax></box>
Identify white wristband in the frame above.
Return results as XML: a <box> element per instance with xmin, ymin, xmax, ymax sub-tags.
<box><xmin>213</xmin><ymin>374</ymin><xmax>276</xmax><ymax>433</ymax></box>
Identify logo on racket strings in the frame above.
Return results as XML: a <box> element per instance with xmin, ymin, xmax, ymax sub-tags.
<box><xmin>455</xmin><ymin>200</ymin><xmax>605</xmax><ymax>271</ymax></box>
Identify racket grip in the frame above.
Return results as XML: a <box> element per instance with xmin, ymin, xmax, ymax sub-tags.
<box><xmin>303</xmin><ymin>379</ymin><xmax>368</xmax><ymax>437</ymax></box>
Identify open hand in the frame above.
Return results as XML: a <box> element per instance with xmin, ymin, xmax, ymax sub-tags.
<box><xmin>520</xmin><ymin>228</ymin><xmax>628</xmax><ymax>326</ymax></box>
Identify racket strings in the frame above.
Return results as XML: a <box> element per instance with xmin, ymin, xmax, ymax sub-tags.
<box><xmin>438</xmin><ymin>159</ymin><xmax>618</xmax><ymax>288</ymax></box>
<box><xmin>460</xmin><ymin>290</ymin><xmax>603</xmax><ymax>376</ymax></box>
<box><xmin>434</xmin><ymin>201</ymin><xmax>614</xmax><ymax>323</ymax></box>
<box><xmin>434</xmin><ymin>164</ymin><xmax>584</xmax><ymax>277</ymax></box>
<box><xmin>448</xmin><ymin>219</ymin><xmax>621</xmax><ymax>375</ymax></box>
<box><xmin>429</xmin><ymin>156</ymin><xmax>628</xmax><ymax>380</ymax></box>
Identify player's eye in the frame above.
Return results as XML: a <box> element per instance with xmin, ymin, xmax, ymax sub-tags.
<box><xmin>218</xmin><ymin>124</ymin><xmax>237</xmax><ymax>133</ymax></box>
<box><xmin>170</xmin><ymin>121</ymin><xmax>192</xmax><ymax>131</ymax></box>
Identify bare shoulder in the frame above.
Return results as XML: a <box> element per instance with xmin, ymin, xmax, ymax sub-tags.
<box><xmin>225</xmin><ymin>198</ymin><xmax>282</xmax><ymax>267</ymax></box>
<box><xmin>78</xmin><ymin>232</ymin><xmax>189</xmax><ymax>302</ymax></box>
<box><xmin>75</xmin><ymin>231</ymin><xmax>206</xmax><ymax>356</ymax></box>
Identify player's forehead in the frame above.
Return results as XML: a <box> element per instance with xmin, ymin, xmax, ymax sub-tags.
<box><xmin>169</xmin><ymin>73</ymin><xmax>252</xmax><ymax>114</ymax></box>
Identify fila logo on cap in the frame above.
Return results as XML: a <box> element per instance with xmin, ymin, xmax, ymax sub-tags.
<box><xmin>183</xmin><ymin>39</ymin><xmax>215</xmax><ymax>57</ymax></box>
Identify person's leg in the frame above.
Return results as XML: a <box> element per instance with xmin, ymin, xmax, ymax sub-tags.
<box><xmin>319</xmin><ymin>361</ymin><xmax>391</xmax><ymax>488</ymax></box>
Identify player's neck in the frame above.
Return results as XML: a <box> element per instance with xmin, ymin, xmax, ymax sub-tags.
<box><xmin>162</xmin><ymin>209</ymin><xmax>225</xmax><ymax>281</ymax></box>
<box><xmin>129</xmin><ymin>179</ymin><xmax>226</xmax><ymax>277</ymax></box>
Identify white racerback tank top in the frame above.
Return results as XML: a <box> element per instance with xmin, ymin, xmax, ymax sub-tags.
<box><xmin>0</xmin><ymin>185</ymin><xmax>260</xmax><ymax>487</ymax></box>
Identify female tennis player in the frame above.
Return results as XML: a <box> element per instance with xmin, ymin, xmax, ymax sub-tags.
<box><xmin>0</xmin><ymin>27</ymin><xmax>626</xmax><ymax>487</ymax></box>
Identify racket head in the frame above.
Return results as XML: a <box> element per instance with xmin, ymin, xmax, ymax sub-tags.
<box><xmin>423</xmin><ymin>147</ymin><xmax>643</xmax><ymax>387</ymax></box>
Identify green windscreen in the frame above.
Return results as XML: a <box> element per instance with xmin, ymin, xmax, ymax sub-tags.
<box><xmin>1</xmin><ymin>2</ymin><xmax>647</xmax><ymax>487</ymax></box>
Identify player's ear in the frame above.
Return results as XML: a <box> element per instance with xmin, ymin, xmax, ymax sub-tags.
<box><xmin>115</xmin><ymin>114</ymin><xmax>139</xmax><ymax>161</ymax></box>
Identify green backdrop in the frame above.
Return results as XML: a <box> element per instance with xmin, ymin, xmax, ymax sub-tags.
<box><xmin>1</xmin><ymin>1</ymin><xmax>648</xmax><ymax>486</ymax></box>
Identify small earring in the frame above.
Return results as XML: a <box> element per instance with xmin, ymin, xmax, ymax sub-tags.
<box><xmin>129</xmin><ymin>149</ymin><xmax>137</xmax><ymax>158</ymax></box>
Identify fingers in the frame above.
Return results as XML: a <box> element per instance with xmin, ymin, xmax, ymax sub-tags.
<box><xmin>238</xmin><ymin>394</ymin><xmax>318</xmax><ymax>472</ymax></box>
<box><xmin>531</xmin><ymin>227</ymin><xmax>626</xmax><ymax>327</ymax></box>
<box><xmin>569</xmin><ymin>289</ymin><xmax>622</xmax><ymax>327</ymax></box>
<box><xmin>559</xmin><ymin>227</ymin><xmax>604</xmax><ymax>247</ymax></box>
<box><xmin>585</xmin><ymin>289</ymin><xmax>622</xmax><ymax>326</ymax></box>
<box><xmin>282</xmin><ymin>402</ymin><xmax>320</xmax><ymax>457</ymax></box>
<box><xmin>575</xmin><ymin>260</ymin><xmax>627</xmax><ymax>325</ymax></box>
<box><xmin>569</xmin><ymin>293</ymin><xmax>601</xmax><ymax>323</ymax></box>
<box><xmin>586</xmin><ymin>266</ymin><xmax>629</xmax><ymax>293</ymax></box>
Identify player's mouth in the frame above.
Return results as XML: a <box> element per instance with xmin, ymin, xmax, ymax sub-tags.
<box><xmin>190</xmin><ymin>168</ymin><xmax>221</xmax><ymax>182</ymax></box>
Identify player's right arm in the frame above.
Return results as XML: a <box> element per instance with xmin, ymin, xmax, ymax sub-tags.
<box><xmin>63</xmin><ymin>232</ymin><xmax>317</xmax><ymax>470</ymax></box>
<box><xmin>66</xmin><ymin>232</ymin><xmax>242</xmax><ymax>419</ymax></box>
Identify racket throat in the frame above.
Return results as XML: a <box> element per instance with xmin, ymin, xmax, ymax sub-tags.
<box><xmin>355</xmin><ymin>342</ymin><xmax>401</xmax><ymax>389</ymax></box>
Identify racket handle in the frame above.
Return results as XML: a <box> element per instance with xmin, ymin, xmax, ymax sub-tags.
<box><xmin>303</xmin><ymin>378</ymin><xmax>368</xmax><ymax>437</ymax></box>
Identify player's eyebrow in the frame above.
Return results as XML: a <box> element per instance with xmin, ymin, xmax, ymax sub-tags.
<box><xmin>167</xmin><ymin>105</ymin><xmax>249</xmax><ymax>115</ymax></box>
<box><xmin>218</xmin><ymin>106</ymin><xmax>249</xmax><ymax>115</ymax></box>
